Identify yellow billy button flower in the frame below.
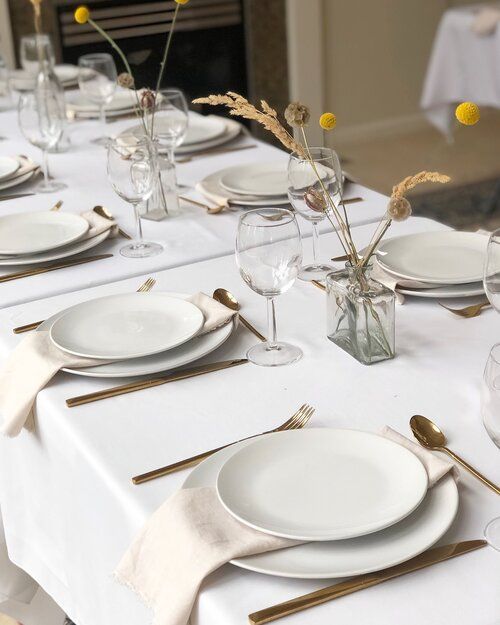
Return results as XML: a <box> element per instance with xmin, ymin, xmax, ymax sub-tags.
<box><xmin>74</xmin><ymin>6</ymin><xmax>90</xmax><ymax>24</ymax></box>
<box><xmin>175</xmin><ymin>0</ymin><xmax>190</xmax><ymax>4</ymax></box>
<box><xmin>455</xmin><ymin>102</ymin><xmax>480</xmax><ymax>126</ymax></box>
<box><xmin>319</xmin><ymin>112</ymin><xmax>336</xmax><ymax>131</ymax></box>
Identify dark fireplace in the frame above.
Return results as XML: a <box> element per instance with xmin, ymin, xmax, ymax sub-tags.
<box><xmin>50</xmin><ymin>0</ymin><xmax>248</xmax><ymax>105</ymax></box>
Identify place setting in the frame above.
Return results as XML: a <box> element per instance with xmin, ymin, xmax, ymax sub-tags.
<box><xmin>0</xmin><ymin>154</ymin><xmax>41</xmax><ymax>198</ymax></box>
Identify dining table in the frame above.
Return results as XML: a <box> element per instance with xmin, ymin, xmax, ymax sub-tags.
<box><xmin>0</xmin><ymin>107</ymin><xmax>388</xmax><ymax>309</ymax></box>
<box><xmin>0</xmin><ymin>213</ymin><xmax>498</xmax><ymax>625</ymax></box>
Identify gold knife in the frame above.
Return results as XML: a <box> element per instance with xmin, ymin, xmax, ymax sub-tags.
<box><xmin>66</xmin><ymin>358</ymin><xmax>248</xmax><ymax>407</ymax></box>
<box><xmin>248</xmin><ymin>539</ymin><xmax>486</xmax><ymax>625</ymax></box>
<box><xmin>0</xmin><ymin>254</ymin><xmax>113</xmax><ymax>283</ymax></box>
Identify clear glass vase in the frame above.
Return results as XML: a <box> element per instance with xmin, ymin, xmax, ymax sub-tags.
<box><xmin>142</xmin><ymin>146</ymin><xmax>180</xmax><ymax>221</ymax></box>
<box><xmin>326</xmin><ymin>265</ymin><xmax>395</xmax><ymax>365</ymax></box>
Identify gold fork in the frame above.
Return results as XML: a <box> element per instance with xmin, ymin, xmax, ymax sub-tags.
<box><xmin>12</xmin><ymin>277</ymin><xmax>156</xmax><ymax>334</ymax></box>
<box><xmin>132</xmin><ymin>403</ymin><xmax>315</xmax><ymax>484</ymax></box>
<box><xmin>438</xmin><ymin>301</ymin><xmax>491</xmax><ymax>318</ymax></box>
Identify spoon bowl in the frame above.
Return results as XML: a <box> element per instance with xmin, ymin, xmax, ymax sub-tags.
<box><xmin>212</xmin><ymin>288</ymin><xmax>265</xmax><ymax>342</ymax></box>
<box><xmin>410</xmin><ymin>415</ymin><xmax>446</xmax><ymax>449</ymax></box>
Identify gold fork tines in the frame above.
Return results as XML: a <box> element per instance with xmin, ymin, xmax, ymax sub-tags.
<box><xmin>132</xmin><ymin>403</ymin><xmax>315</xmax><ymax>484</ymax></box>
<box><xmin>439</xmin><ymin>301</ymin><xmax>490</xmax><ymax>318</ymax></box>
<box><xmin>12</xmin><ymin>277</ymin><xmax>156</xmax><ymax>334</ymax></box>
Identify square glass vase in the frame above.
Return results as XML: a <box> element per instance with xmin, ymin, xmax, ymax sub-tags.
<box><xmin>326</xmin><ymin>265</ymin><xmax>395</xmax><ymax>365</ymax></box>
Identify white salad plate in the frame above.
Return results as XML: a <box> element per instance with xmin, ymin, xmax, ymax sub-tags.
<box><xmin>0</xmin><ymin>230</ymin><xmax>109</xmax><ymax>266</ymax></box>
<box><xmin>216</xmin><ymin>429</ymin><xmax>428</xmax><ymax>541</ymax></box>
<box><xmin>67</xmin><ymin>89</ymin><xmax>137</xmax><ymax>114</ymax></box>
<box><xmin>184</xmin><ymin>436</ymin><xmax>458</xmax><ymax>579</ymax></box>
<box><xmin>0</xmin><ymin>211</ymin><xmax>88</xmax><ymax>255</ymax></box>
<box><xmin>0</xmin><ymin>157</ymin><xmax>38</xmax><ymax>191</ymax></box>
<box><xmin>220</xmin><ymin>162</ymin><xmax>289</xmax><ymax>197</ymax></box>
<box><xmin>181</xmin><ymin>114</ymin><xmax>226</xmax><ymax>145</ymax></box>
<box><xmin>50</xmin><ymin>292</ymin><xmax>204</xmax><ymax>360</ymax></box>
<box><xmin>37</xmin><ymin>293</ymin><xmax>235</xmax><ymax>378</ymax></box>
<box><xmin>398</xmin><ymin>281</ymin><xmax>485</xmax><ymax>299</ymax></box>
<box><xmin>198</xmin><ymin>169</ymin><xmax>289</xmax><ymax>207</ymax></box>
<box><xmin>0</xmin><ymin>157</ymin><xmax>20</xmax><ymax>181</ymax></box>
<box><xmin>10</xmin><ymin>65</ymin><xmax>79</xmax><ymax>91</ymax></box>
<box><xmin>376</xmin><ymin>231</ymin><xmax>488</xmax><ymax>285</ymax></box>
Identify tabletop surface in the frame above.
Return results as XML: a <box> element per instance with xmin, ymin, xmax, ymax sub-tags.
<box><xmin>0</xmin><ymin>216</ymin><xmax>498</xmax><ymax>625</ymax></box>
<box><xmin>0</xmin><ymin>108</ymin><xmax>387</xmax><ymax>309</ymax></box>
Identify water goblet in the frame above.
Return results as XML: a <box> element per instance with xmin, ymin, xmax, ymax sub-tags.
<box><xmin>18</xmin><ymin>89</ymin><xmax>67</xmax><ymax>193</ymax></box>
<box><xmin>288</xmin><ymin>147</ymin><xmax>343</xmax><ymax>281</ymax></box>
<box><xmin>107</xmin><ymin>136</ymin><xmax>163</xmax><ymax>258</ymax></box>
<box><xmin>236</xmin><ymin>208</ymin><xmax>303</xmax><ymax>366</ymax></box>
<box><xmin>78</xmin><ymin>53</ymin><xmax>117</xmax><ymax>145</ymax></box>
<box><xmin>20</xmin><ymin>34</ymin><xmax>55</xmax><ymax>78</ymax></box>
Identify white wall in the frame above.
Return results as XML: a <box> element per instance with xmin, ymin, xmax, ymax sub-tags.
<box><xmin>0</xmin><ymin>0</ymin><xmax>15</xmax><ymax>68</ymax></box>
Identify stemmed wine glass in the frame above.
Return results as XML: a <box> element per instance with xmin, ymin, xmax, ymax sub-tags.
<box><xmin>147</xmin><ymin>88</ymin><xmax>188</xmax><ymax>189</ymax></box>
<box><xmin>20</xmin><ymin>34</ymin><xmax>55</xmax><ymax>77</ymax></box>
<box><xmin>481</xmin><ymin>228</ymin><xmax>500</xmax><ymax>550</ymax></box>
<box><xmin>288</xmin><ymin>147</ymin><xmax>343</xmax><ymax>281</ymax></box>
<box><xmin>107</xmin><ymin>136</ymin><xmax>163</xmax><ymax>258</ymax></box>
<box><xmin>236</xmin><ymin>208</ymin><xmax>303</xmax><ymax>366</ymax></box>
<box><xmin>18</xmin><ymin>90</ymin><xmax>67</xmax><ymax>193</ymax></box>
<box><xmin>78</xmin><ymin>53</ymin><xmax>117</xmax><ymax>145</ymax></box>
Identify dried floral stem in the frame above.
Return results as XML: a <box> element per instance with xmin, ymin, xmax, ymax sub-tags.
<box><xmin>193</xmin><ymin>93</ymin><xmax>307</xmax><ymax>158</ymax></box>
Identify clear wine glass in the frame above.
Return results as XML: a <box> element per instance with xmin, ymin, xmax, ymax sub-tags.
<box><xmin>147</xmin><ymin>88</ymin><xmax>188</xmax><ymax>179</ymax></box>
<box><xmin>288</xmin><ymin>147</ymin><xmax>343</xmax><ymax>281</ymax></box>
<box><xmin>18</xmin><ymin>89</ymin><xmax>67</xmax><ymax>193</ymax></box>
<box><xmin>482</xmin><ymin>230</ymin><xmax>500</xmax><ymax>551</ymax></box>
<box><xmin>78</xmin><ymin>53</ymin><xmax>117</xmax><ymax>145</ymax></box>
<box><xmin>20</xmin><ymin>34</ymin><xmax>55</xmax><ymax>77</ymax></box>
<box><xmin>236</xmin><ymin>208</ymin><xmax>303</xmax><ymax>366</ymax></box>
<box><xmin>107</xmin><ymin>136</ymin><xmax>163</xmax><ymax>258</ymax></box>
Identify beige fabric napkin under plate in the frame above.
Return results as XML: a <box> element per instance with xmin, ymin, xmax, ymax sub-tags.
<box><xmin>80</xmin><ymin>209</ymin><xmax>120</xmax><ymax>240</ymax></box>
<box><xmin>471</xmin><ymin>6</ymin><xmax>500</xmax><ymax>36</ymax></box>
<box><xmin>114</xmin><ymin>428</ymin><xmax>456</xmax><ymax>625</ymax></box>
<box><xmin>0</xmin><ymin>293</ymin><xmax>235</xmax><ymax>437</ymax></box>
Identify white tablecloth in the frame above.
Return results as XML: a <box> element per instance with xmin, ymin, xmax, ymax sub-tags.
<box><xmin>421</xmin><ymin>5</ymin><xmax>500</xmax><ymax>136</ymax></box>
<box><xmin>0</xmin><ymin>109</ymin><xmax>388</xmax><ymax>309</ymax></box>
<box><xmin>0</xmin><ymin>216</ymin><xmax>498</xmax><ymax>625</ymax></box>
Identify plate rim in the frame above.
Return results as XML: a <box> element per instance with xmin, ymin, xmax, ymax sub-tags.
<box><xmin>0</xmin><ymin>211</ymin><xmax>89</xmax><ymax>255</ymax></box>
<box><xmin>49</xmin><ymin>292</ymin><xmax>205</xmax><ymax>361</ymax></box>
<box><xmin>183</xmin><ymin>433</ymin><xmax>458</xmax><ymax>579</ymax></box>
<box><xmin>376</xmin><ymin>231</ymin><xmax>488</xmax><ymax>285</ymax></box>
<box><xmin>180</xmin><ymin>114</ymin><xmax>227</xmax><ymax>146</ymax></box>
<box><xmin>0</xmin><ymin>156</ymin><xmax>21</xmax><ymax>181</ymax></box>
<box><xmin>219</xmin><ymin>161</ymin><xmax>288</xmax><ymax>197</ymax></box>
<box><xmin>216</xmin><ymin>427</ymin><xmax>429</xmax><ymax>542</ymax></box>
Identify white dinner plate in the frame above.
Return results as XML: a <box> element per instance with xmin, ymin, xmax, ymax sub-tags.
<box><xmin>198</xmin><ymin>169</ymin><xmax>290</xmax><ymax>207</ymax></box>
<box><xmin>217</xmin><ymin>429</ymin><xmax>428</xmax><ymax>541</ymax></box>
<box><xmin>398</xmin><ymin>281</ymin><xmax>485</xmax><ymax>299</ymax></box>
<box><xmin>0</xmin><ymin>157</ymin><xmax>20</xmax><ymax>181</ymax></box>
<box><xmin>10</xmin><ymin>65</ymin><xmax>79</xmax><ymax>91</ymax></box>
<box><xmin>37</xmin><ymin>294</ymin><xmax>235</xmax><ymax>378</ymax></box>
<box><xmin>181</xmin><ymin>114</ymin><xmax>226</xmax><ymax>146</ymax></box>
<box><xmin>184</xmin><ymin>436</ymin><xmax>458</xmax><ymax>579</ymax></box>
<box><xmin>376</xmin><ymin>231</ymin><xmax>488</xmax><ymax>285</ymax></box>
<box><xmin>50</xmin><ymin>292</ymin><xmax>204</xmax><ymax>360</ymax></box>
<box><xmin>0</xmin><ymin>230</ymin><xmax>110</xmax><ymax>266</ymax></box>
<box><xmin>0</xmin><ymin>157</ymin><xmax>38</xmax><ymax>192</ymax></box>
<box><xmin>66</xmin><ymin>89</ymin><xmax>137</xmax><ymax>113</ymax></box>
<box><xmin>0</xmin><ymin>211</ymin><xmax>88</xmax><ymax>255</ymax></box>
<box><xmin>220</xmin><ymin>162</ymin><xmax>289</xmax><ymax>197</ymax></box>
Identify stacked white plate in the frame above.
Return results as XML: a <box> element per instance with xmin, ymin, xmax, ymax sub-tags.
<box><xmin>37</xmin><ymin>291</ymin><xmax>236</xmax><ymax>378</ymax></box>
<box><xmin>124</xmin><ymin>111</ymin><xmax>244</xmax><ymax>155</ymax></box>
<box><xmin>375</xmin><ymin>231</ymin><xmax>488</xmax><ymax>298</ymax></box>
<box><xmin>198</xmin><ymin>160</ymin><xmax>291</xmax><ymax>208</ymax></box>
<box><xmin>10</xmin><ymin>64</ymin><xmax>79</xmax><ymax>91</ymax></box>
<box><xmin>0</xmin><ymin>155</ymin><xmax>40</xmax><ymax>194</ymax></box>
<box><xmin>184</xmin><ymin>428</ymin><xmax>459</xmax><ymax>578</ymax></box>
<box><xmin>66</xmin><ymin>88</ymin><xmax>139</xmax><ymax>119</ymax></box>
<box><xmin>0</xmin><ymin>210</ymin><xmax>110</xmax><ymax>267</ymax></box>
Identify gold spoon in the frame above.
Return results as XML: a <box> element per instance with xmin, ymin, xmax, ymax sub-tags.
<box><xmin>93</xmin><ymin>205</ymin><xmax>132</xmax><ymax>239</ymax></box>
<box><xmin>439</xmin><ymin>301</ymin><xmax>491</xmax><ymax>318</ymax></box>
<box><xmin>178</xmin><ymin>195</ymin><xmax>225</xmax><ymax>214</ymax></box>
<box><xmin>212</xmin><ymin>288</ymin><xmax>266</xmax><ymax>342</ymax></box>
<box><xmin>410</xmin><ymin>415</ymin><xmax>500</xmax><ymax>495</ymax></box>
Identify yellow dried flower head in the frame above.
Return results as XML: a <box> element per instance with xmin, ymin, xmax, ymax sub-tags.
<box><xmin>74</xmin><ymin>6</ymin><xmax>90</xmax><ymax>24</ymax></box>
<box><xmin>319</xmin><ymin>112</ymin><xmax>336</xmax><ymax>131</ymax></box>
<box><xmin>175</xmin><ymin>0</ymin><xmax>190</xmax><ymax>3</ymax></box>
<box><xmin>455</xmin><ymin>102</ymin><xmax>480</xmax><ymax>126</ymax></box>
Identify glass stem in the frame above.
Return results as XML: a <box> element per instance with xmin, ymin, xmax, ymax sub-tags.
<box><xmin>266</xmin><ymin>297</ymin><xmax>278</xmax><ymax>349</ymax></box>
<box><xmin>41</xmin><ymin>148</ymin><xmax>49</xmax><ymax>186</ymax></box>
<box><xmin>133</xmin><ymin>202</ymin><xmax>144</xmax><ymax>246</ymax></box>
<box><xmin>312</xmin><ymin>221</ymin><xmax>320</xmax><ymax>267</ymax></box>
<box><xmin>167</xmin><ymin>147</ymin><xmax>178</xmax><ymax>188</ymax></box>
<box><xmin>100</xmin><ymin>104</ymin><xmax>106</xmax><ymax>137</ymax></box>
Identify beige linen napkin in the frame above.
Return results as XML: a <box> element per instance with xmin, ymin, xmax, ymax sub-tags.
<box><xmin>0</xmin><ymin>293</ymin><xmax>235</xmax><ymax>437</ymax></box>
<box><xmin>471</xmin><ymin>6</ymin><xmax>500</xmax><ymax>35</ymax></box>
<box><xmin>115</xmin><ymin>429</ymin><xmax>456</xmax><ymax>625</ymax></box>
<box><xmin>80</xmin><ymin>209</ymin><xmax>120</xmax><ymax>240</ymax></box>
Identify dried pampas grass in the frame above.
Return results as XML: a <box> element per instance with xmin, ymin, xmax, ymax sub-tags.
<box><xmin>193</xmin><ymin>92</ymin><xmax>307</xmax><ymax>158</ymax></box>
